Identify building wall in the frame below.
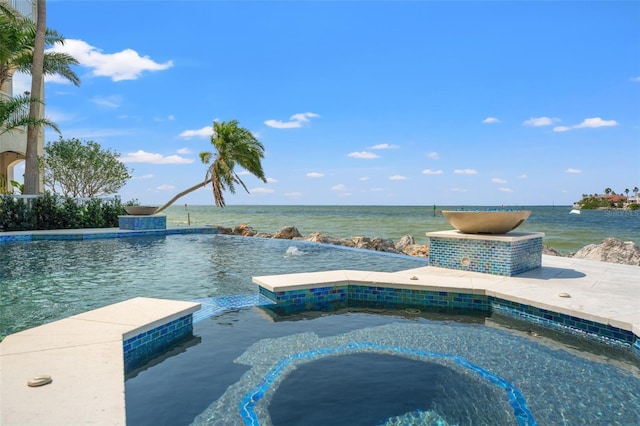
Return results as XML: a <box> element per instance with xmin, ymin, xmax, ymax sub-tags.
<box><xmin>0</xmin><ymin>0</ymin><xmax>41</xmax><ymax>193</ymax></box>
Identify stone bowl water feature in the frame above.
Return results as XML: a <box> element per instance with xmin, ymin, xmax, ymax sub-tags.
<box><xmin>440</xmin><ymin>210</ymin><xmax>531</xmax><ymax>234</ymax></box>
<box><xmin>123</xmin><ymin>206</ymin><xmax>159</xmax><ymax>216</ymax></box>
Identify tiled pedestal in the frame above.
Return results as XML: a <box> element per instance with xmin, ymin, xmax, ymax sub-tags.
<box><xmin>427</xmin><ymin>230</ymin><xmax>544</xmax><ymax>276</ymax></box>
<box><xmin>118</xmin><ymin>215</ymin><xmax>167</xmax><ymax>230</ymax></box>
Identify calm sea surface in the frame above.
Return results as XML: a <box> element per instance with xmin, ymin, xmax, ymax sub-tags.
<box><xmin>163</xmin><ymin>205</ymin><xmax>640</xmax><ymax>254</ymax></box>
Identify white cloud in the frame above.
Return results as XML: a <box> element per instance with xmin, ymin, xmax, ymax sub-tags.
<box><xmin>92</xmin><ymin>95</ymin><xmax>122</xmax><ymax>108</ymax></box>
<box><xmin>285</xmin><ymin>192</ymin><xmax>302</xmax><ymax>197</ymax></box>
<box><xmin>307</xmin><ymin>172</ymin><xmax>324</xmax><ymax>178</ymax></box>
<box><xmin>427</xmin><ymin>152</ymin><xmax>439</xmax><ymax>159</ymax></box>
<box><xmin>266</xmin><ymin>177</ymin><xmax>278</xmax><ymax>183</ymax></box>
<box><xmin>156</xmin><ymin>184</ymin><xmax>175</xmax><ymax>191</ymax></box>
<box><xmin>177</xmin><ymin>147</ymin><xmax>191</xmax><ymax>154</ymax></box>
<box><xmin>331</xmin><ymin>184</ymin><xmax>346</xmax><ymax>191</ymax></box>
<box><xmin>250</xmin><ymin>187</ymin><xmax>274</xmax><ymax>194</ymax></box>
<box><xmin>575</xmin><ymin>117</ymin><xmax>618</xmax><ymax>128</ymax></box>
<box><xmin>135</xmin><ymin>174</ymin><xmax>155</xmax><ymax>180</ymax></box>
<box><xmin>389</xmin><ymin>175</ymin><xmax>407</xmax><ymax>180</ymax></box>
<box><xmin>553</xmin><ymin>117</ymin><xmax>619</xmax><ymax>132</ymax></box>
<box><xmin>566</xmin><ymin>168</ymin><xmax>582</xmax><ymax>174</ymax></box>
<box><xmin>120</xmin><ymin>150</ymin><xmax>193</xmax><ymax>164</ymax></box>
<box><xmin>422</xmin><ymin>169</ymin><xmax>443</xmax><ymax>175</ymax></box>
<box><xmin>454</xmin><ymin>169</ymin><xmax>478</xmax><ymax>175</ymax></box>
<box><xmin>347</xmin><ymin>151</ymin><xmax>380</xmax><ymax>159</ymax></box>
<box><xmin>491</xmin><ymin>178</ymin><xmax>507</xmax><ymax>184</ymax></box>
<box><xmin>523</xmin><ymin>117</ymin><xmax>560</xmax><ymax>127</ymax></box>
<box><xmin>450</xmin><ymin>187</ymin><xmax>467</xmax><ymax>193</ymax></box>
<box><xmin>264</xmin><ymin>112</ymin><xmax>319</xmax><ymax>129</ymax></box>
<box><xmin>48</xmin><ymin>39</ymin><xmax>173</xmax><ymax>82</ymax></box>
<box><xmin>359</xmin><ymin>176</ymin><xmax>370</xmax><ymax>181</ymax></box>
<box><xmin>178</xmin><ymin>126</ymin><xmax>213</xmax><ymax>139</ymax></box>
<box><xmin>45</xmin><ymin>109</ymin><xmax>75</xmax><ymax>123</ymax></box>
<box><xmin>482</xmin><ymin>117</ymin><xmax>500</xmax><ymax>124</ymax></box>
<box><xmin>499</xmin><ymin>187</ymin><xmax>513</xmax><ymax>193</ymax></box>
<box><xmin>371</xmin><ymin>143</ymin><xmax>399</xmax><ymax>149</ymax></box>
<box><xmin>517</xmin><ymin>174</ymin><xmax>528</xmax><ymax>179</ymax></box>
<box><xmin>371</xmin><ymin>187</ymin><xmax>384</xmax><ymax>192</ymax></box>
<box><xmin>630</xmin><ymin>76</ymin><xmax>640</xmax><ymax>82</ymax></box>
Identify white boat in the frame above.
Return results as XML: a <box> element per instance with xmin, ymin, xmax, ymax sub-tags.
<box><xmin>569</xmin><ymin>209</ymin><xmax>581</xmax><ymax>215</ymax></box>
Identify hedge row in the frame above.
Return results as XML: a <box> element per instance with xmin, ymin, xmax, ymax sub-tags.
<box><xmin>0</xmin><ymin>193</ymin><xmax>125</xmax><ymax>231</ymax></box>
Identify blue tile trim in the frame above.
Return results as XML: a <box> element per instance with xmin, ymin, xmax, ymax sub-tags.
<box><xmin>123</xmin><ymin>315</ymin><xmax>194</xmax><ymax>372</ymax></box>
<box><xmin>239</xmin><ymin>342</ymin><xmax>536</xmax><ymax>426</ymax></box>
<box><xmin>490</xmin><ymin>298</ymin><xmax>637</xmax><ymax>348</ymax></box>
<box><xmin>259</xmin><ymin>284</ymin><xmax>638</xmax><ymax>354</ymax></box>
<box><xmin>119</xmin><ymin>215</ymin><xmax>167</xmax><ymax>230</ymax></box>
<box><xmin>0</xmin><ymin>234</ymin><xmax>32</xmax><ymax>242</ymax></box>
<box><xmin>259</xmin><ymin>285</ymin><xmax>488</xmax><ymax>312</ymax></box>
<box><xmin>191</xmin><ymin>294</ymin><xmax>276</xmax><ymax>323</ymax></box>
<box><xmin>0</xmin><ymin>226</ymin><xmax>217</xmax><ymax>244</ymax></box>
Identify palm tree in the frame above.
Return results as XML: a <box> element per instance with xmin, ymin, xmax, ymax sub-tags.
<box><xmin>633</xmin><ymin>187</ymin><xmax>639</xmax><ymax>203</ymax></box>
<box><xmin>0</xmin><ymin>4</ymin><xmax>80</xmax><ymax>88</ymax></box>
<box><xmin>0</xmin><ymin>93</ymin><xmax>59</xmax><ymax>134</ymax></box>
<box><xmin>1</xmin><ymin>1</ymin><xmax>80</xmax><ymax>194</ymax></box>
<box><xmin>24</xmin><ymin>0</ymin><xmax>47</xmax><ymax>194</ymax></box>
<box><xmin>156</xmin><ymin>120</ymin><xmax>267</xmax><ymax>213</ymax></box>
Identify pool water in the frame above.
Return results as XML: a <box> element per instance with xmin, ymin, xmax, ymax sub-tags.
<box><xmin>2</xmin><ymin>233</ymin><xmax>639</xmax><ymax>424</ymax></box>
<box><xmin>0</xmin><ymin>234</ymin><xmax>426</xmax><ymax>339</ymax></box>
<box><xmin>125</xmin><ymin>304</ymin><xmax>640</xmax><ymax>426</ymax></box>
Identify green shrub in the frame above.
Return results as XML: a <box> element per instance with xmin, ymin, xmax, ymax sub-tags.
<box><xmin>0</xmin><ymin>195</ymin><xmax>30</xmax><ymax>231</ymax></box>
<box><xmin>0</xmin><ymin>193</ymin><xmax>125</xmax><ymax>231</ymax></box>
<box><xmin>30</xmin><ymin>192</ymin><xmax>62</xmax><ymax>230</ymax></box>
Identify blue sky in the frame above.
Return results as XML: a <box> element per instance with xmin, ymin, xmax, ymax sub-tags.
<box><xmin>13</xmin><ymin>0</ymin><xmax>640</xmax><ymax>206</ymax></box>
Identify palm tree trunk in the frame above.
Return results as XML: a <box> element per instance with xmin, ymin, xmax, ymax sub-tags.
<box><xmin>155</xmin><ymin>178</ymin><xmax>213</xmax><ymax>213</ymax></box>
<box><xmin>23</xmin><ymin>0</ymin><xmax>46</xmax><ymax>194</ymax></box>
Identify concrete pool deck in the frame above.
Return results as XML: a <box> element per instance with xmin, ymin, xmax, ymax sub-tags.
<box><xmin>0</xmin><ymin>227</ymin><xmax>639</xmax><ymax>425</ymax></box>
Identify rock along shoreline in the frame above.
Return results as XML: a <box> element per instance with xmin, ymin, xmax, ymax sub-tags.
<box><xmin>213</xmin><ymin>223</ymin><xmax>640</xmax><ymax>266</ymax></box>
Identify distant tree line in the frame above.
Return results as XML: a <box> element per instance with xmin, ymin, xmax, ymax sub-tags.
<box><xmin>576</xmin><ymin>187</ymin><xmax>639</xmax><ymax>210</ymax></box>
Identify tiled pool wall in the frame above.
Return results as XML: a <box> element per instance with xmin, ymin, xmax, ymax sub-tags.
<box><xmin>259</xmin><ymin>284</ymin><xmax>639</xmax><ymax>354</ymax></box>
<box><xmin>428</xmin><ymin>234</ymin><xmax>543</xmax><ymax>276</ymax></box>
<box><xmin>118</xmin><ymin>215</ymin><xmax>167</xmax><ymax>230</ymax></box>
<box><xmin>0</xmin><ymin>226</ymin><xmax>217</xmax><ymax>243</ymax></box>
<box><xmin>123</xmin><ymin>315</ymin><xmax>194</xmax><ymax>372</ymax></box>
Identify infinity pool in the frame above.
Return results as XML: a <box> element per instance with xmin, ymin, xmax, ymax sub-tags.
<box><xmin>0</xmin><ymin>234</ymin><xmax>426</xmax><ymax>339</ymax></box>
<box><xmin>2</xmin><ymin>234</ymin><xmax>639</xmax><ymax>425</ymax></box>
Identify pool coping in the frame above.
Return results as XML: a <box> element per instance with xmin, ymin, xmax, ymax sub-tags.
<box><xmin>253</xmin><ymin>255</ymin><xmax>640</xmax><ymax>343</ymax></box>
<box><xmin>0</xmin><ymin>297</ymin><xmax>200</xmax><ymax>425</ymax></box>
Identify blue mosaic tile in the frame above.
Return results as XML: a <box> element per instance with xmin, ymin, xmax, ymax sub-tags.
<box><xmin>32</xmin><ymin>234</ymin><xmax>84</xmax><ymax>241</ymax></box>
<box><xmin>490</xmin><ymin>298</ymin><xmax>636</xmax><ymax>348</ymax></box>
<box><xmin>118</xmin><ymin>215</ymin><xmax>167</xmax><ymax>230</ymax></box>
<box><xmin>0</xmin><ymin>226</ymin><xmax>217</xmax><ymax>244</ymax></box>
<box><xmin>0</xmin><ymin>234</ymin><xmax>32</xmax><ymax>242</ymax></box>
<box><xmin>428</xmin><ymin>235</ymin><xmax>542</xmax><ymax>276</ymax></box>
<box><xmin>123</xmin><ymin>314</ymin><xmax>193</xmax><ymax>372</ymax></box>
<box><xmin>191</xmin><ymin>294</ymin><xmax>275</xmax><ymax>323</ymax></box>
<box><xmin>259</xmin><ymin>283</ymin><xmax>638</xmax><ymax>353</ymax></box>
<box><xmin>259</xmin><ymin>285</ymin><xmax>349</xmax><ymax>307</ymax></box>
<box><xmin>239</xmin><ymin>342</ymin><xmax>536</xmax><ymax>426</ymax></box>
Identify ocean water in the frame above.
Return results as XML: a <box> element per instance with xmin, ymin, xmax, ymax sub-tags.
<box><xmin>163</xmin><ymin>205</ymin><xmax>640</xmax><ymax>254</ymax></box>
